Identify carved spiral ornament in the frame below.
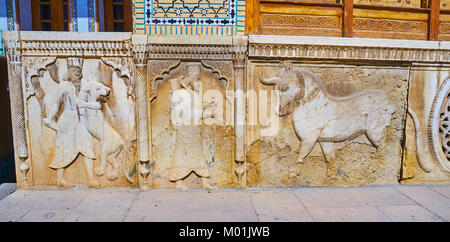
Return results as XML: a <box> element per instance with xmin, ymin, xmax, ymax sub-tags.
<box><xmin>429</xmin><ymin>76</ymin><xmax>450</xmax><ymax>174</ymax></box>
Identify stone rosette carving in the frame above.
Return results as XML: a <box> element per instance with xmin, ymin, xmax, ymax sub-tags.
<box><xmin>428</xmin><ymin>76</ymin><xmax>450</xmax><ymax>174</ymax></box>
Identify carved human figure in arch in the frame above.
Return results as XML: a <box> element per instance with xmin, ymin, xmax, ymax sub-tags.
<box><xmin>167</xmin><ymin>63</ymin><xmax>217</xmax><ymax>190</ymax></box>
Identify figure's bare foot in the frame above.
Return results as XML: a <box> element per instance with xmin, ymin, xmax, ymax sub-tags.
<box><xmin>201</xmin><ymin>178</ymin><xmax>216</xmax><ymax>190</ymax></box>
<box><xmin>95</xmin><ymin>166</ymin><xmax>105</xmax><ymax>177</ymax></box>
<box><xmin>58</xmin><ymin>179</ymin><xmax>72</xmax><ymax>189</ymax></box>
<box><xmin>88</xmin><ymin>179</ymin><xmax>100</xmax><ymax>188</ymax></box>
<box><xmin>175</xmin><ymin>180</ymin><xmax>189</xmax><ymax>190</ymax></box>
<box><xmin>107</xmin><ymin>169</ymin><xmax>119</xmax><ymax>181</ymax></box>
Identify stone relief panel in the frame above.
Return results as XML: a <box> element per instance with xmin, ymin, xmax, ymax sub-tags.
<box><xmin>247</xmin><ymin>61</ymin><xmax>407</xmax><ymax>187</ymax></box>
<box><xmin>403</xmin><ymin>66</ymin><xmax>450</xmax><ymax>184</ymax></box>
<box><xmin>150</xmin><ymin>61</ymin><xmax>235</xmax><ymax>189</ymax></box>
<box><xmin>24</xmin><ymin>57</ymin><xmax>137</xmax><ymax>188</ymax></box>
<box><xmin>5</xmin><ymin>31</ymin><xmax>450</xmax><ymax>189</ymax></box>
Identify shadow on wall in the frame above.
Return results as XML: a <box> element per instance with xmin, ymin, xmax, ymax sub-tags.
<box><xmin>0</xmin><ymin>56</ymin><xmax>15</xmax><ymax>184</ymax></box>
<box><xmin>0</xmin><ymin>153</ymin><xmax>15</xmax><ymax>184</ymax></box>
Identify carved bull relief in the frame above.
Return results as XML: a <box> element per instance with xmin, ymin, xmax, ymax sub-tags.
<box><xmin>248</xmin><ymin>61</ymin><xmax>406</xmax><ymax>186</ymax></box>
<box><xmin>24</xmin><ymin>57</ymin><xmax>137</xmax><ymax>188</ymax></box>
<box><xmin>260</xmin><ymin>62</ymin><xmax>396</xmax><ymax>163</ymax></box>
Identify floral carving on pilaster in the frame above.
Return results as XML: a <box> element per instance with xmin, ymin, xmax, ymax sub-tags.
<box><xmin>4</xmin><ymin>32</ymin><xmax>30</xmax><ymax>185</ymax></box>
<box><xmin>132</xmin><ymin>42</ymin><xmax>147</xmax><ymax>66</ymax></box>
<box><xmin>232</xmin><ymin>36</ymin><xmax>248</xmax><ymax>187</ymax></box>
<box><xmin>132</xmin><ymin>35</ymin><xmax>152</xmax><ymax>190</ymax></box>
<box><xmin>233</xmin><ymin>37</ymin><xmax>247</xmax><ymax>68</ymax></box>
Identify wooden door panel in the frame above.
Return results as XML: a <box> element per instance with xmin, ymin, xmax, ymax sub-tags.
<box><xmin>248</xmin><ymin>0</ymin><xmax>439</xmax><ymax>40</ymax></box>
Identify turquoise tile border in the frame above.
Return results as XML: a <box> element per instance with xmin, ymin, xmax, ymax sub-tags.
<box><xmin>137</xmin><ymin>0</ymin><xmax>246</xmax><ymax>36</ymax></box>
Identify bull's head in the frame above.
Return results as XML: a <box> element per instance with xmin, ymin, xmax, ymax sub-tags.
<box><xmin>260</xmin><ymin>61</ymin><xmax>305</xmax><ymax>116</ymax></box>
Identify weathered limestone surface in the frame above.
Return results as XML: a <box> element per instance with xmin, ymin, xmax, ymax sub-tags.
<box><xmin>4</xmin><ymin>31</ymin><xmax>137</xmax><ymax>189</ymax></box>
<box><xmin>26</xmin><ymin>58</ymin><xmax>137</xmax><ymax>188</ymax></box>
<box><xmin>150</xmin><ymin>61</ymin><xmax>235</xmax><ymax>189</ymax></box>
<box><xmin>3</xmin><ymin>32</ymin><xmax>450</xmax><ymax>189</ymax></box>
<box><xmin>247</xmin><ymin>63</ymin><xmax>407</xmax><ymax>186</ymax></box>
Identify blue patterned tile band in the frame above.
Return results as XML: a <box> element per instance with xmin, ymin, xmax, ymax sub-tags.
<box><xmin>6</xmin><ymin>0</ymin><xmax>15</xmax><ymax>31</ymax></box>
<box><xmin>72</xmin><ymin>0</ymin><xmax>79</xmax><ymax>31</ymax></box>
<box><xmin>88</xmin><ymin>0</ymin><xmax>96</xmax><ymax>32</ymax></box>
<box><xmin>145</xmin><ymin>0</ymin><xmax>237</xmax><ymax>26</ymax></box>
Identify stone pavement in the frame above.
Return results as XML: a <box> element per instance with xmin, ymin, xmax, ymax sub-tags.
<box><xmin>0</xmin><ymin>183</ymin><xmax>16</xmax><ymax>201</ymax></box>
<box><xmin>0</xmin><ymin>184</ymin><xmax>449</xmax><ymax>222</ymax></box>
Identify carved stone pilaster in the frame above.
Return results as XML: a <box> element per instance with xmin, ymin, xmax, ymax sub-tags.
<box><xmin>4</xmin><ymin>32</ymin><xmax>29</xmax><ymax>185</ymax></box>
<box><xmin>133</xmin><ymin>35</ymin><xmax>151</xmax><ymax>190</ymax></box>
<box><xmin>233</xmin><ymin>36</ymin><xmax>248</xmax><ymax>187</ymax></box>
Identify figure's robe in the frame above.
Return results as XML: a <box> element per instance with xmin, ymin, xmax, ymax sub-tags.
<box><xmin>49</xmin><ymin>81</ymin><xmax>95</xmax><ymax>169</ymax></box>
<box><xmin>168</xmin><ymin>78</ymin><xmax>210</xmax><ymax>181</ymax></box>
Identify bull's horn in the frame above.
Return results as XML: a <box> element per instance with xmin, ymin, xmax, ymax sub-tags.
<box><xmin>260</xmin><ymin>70</ymin><xmax>280</xmax><ymax>85</ymax></box>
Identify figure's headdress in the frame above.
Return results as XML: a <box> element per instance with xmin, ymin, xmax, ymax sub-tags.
<box><xmin>67</xmin><ymin>57</ymin><xmax>84</xmax><ymax>69</ymax></box>
<box><xmin>185</xmin><ymin>63</ymin><xmax>201</xmax><ymax>76</ymax></box>
<box><xmin>181</xmin><ymin>63</ymin><xmax>201</xmax><ymax>90</ymax></box>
